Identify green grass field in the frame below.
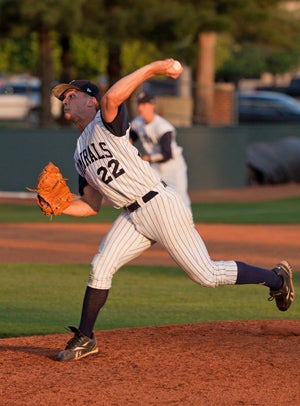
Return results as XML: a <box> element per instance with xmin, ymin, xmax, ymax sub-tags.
<box><xmin>0</xmin><ymin>198</ymin><xmax>299</xmax><ymax>338</ymax></box>
<box><xmin>0</xmin><ymin>264</ymin><xmax>299</xmax><ymax>338</ymax></box>
<box><xmin>2</xmin><ymin>196</ymin><xmax>300</xmax><ymax>223</ymax></box>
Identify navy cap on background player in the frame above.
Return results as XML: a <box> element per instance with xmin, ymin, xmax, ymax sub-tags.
<box><xmin>137</xmin><ymin>91</ymin><xmax>155</xmax><ymax>104</ymax></box>
<box><xmin>52</xmin><ymin>80</ymin><xmax>100</xmax><ymax>101</ymax></box>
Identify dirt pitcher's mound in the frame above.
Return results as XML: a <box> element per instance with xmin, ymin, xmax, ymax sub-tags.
<box><xmin>1</xmin><ymin>320</ymin><xmax>300</xmax><ymax>405</ymax></box>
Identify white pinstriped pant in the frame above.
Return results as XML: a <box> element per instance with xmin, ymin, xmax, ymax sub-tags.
<box><xmin>89</xmin><ymin>183</ymin><xmax>238</xmax><ymax>290</ymax></box>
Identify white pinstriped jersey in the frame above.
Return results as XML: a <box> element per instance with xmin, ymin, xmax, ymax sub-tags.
<box><xmin>73</xmin><ymin>103</ymin><xmax>238</xmax><ymax>291</ymax></box>
<box><xmin>74</xmin><ymin>108</ymin><xmax>161</xmax><ymax>208</ymax></box>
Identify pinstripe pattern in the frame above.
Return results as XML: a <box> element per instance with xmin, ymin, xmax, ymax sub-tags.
<box><xmin>136</xmin><ymin>185</ymin><xmax>237</xmax><ymax>287</ymax></box>
<box><xmin>73</xmin><ymin>110</ymin><xmax>238</xmax><ymax>290</ymax></box>
<box><xmin>89</xmin><ymin>212</ymin><xmax>153</xmax><ymax>289</ymax></box>
<box><xmin>74</xmin><ymin>111</ymin><xmax>160</xmax><ymax>208</ymax></box>
<box><xmin>88</xmin><ymin>183</ymin><xmax>237</xmax><ymax>290</ymax></box>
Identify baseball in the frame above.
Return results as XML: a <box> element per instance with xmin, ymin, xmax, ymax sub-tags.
<box><xmin>173</xmin><ymin>60</ymin><xmax>182</xmax><ymax>71</ymax></box>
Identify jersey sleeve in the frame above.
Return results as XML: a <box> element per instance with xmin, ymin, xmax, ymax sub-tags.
<box><xmin>101</xmin><ymin>103</ymin><xmax>129</xmax><ymax>137</ymax></box>
<box><xmin>150</xmin><ymin>131</ymin><xmax>173</xmax><ymax>163</ymax></box>
<box><xmin>78</xmin><ymin>174</ymin><xmax>89</xmax><ymax>196</ymax></box>
<box><xmin>158</xmin><ymin>131</ymin><xmax>172</xmax><ymax>161</ymax></box>
<box><xmin>129</xmin><ymin>128</ymin><xmax>138</xmax><ymax>143</ymax></box>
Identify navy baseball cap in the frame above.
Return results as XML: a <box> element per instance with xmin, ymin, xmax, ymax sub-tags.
<box><xmin>137</xmin><ymin>91</ymin><xmax>155</xmax><ymax>104</ymax></box>
<box><xmin>52</xmin><ymin>79</ymin><xmax>100</xmax><ymax>101</ymax></box>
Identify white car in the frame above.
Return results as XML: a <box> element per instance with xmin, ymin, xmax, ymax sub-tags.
<box><xmin>0</xmin><ymin>78</ymin><xmax>60</xmax><ymax>121</ymax></box>
<box><xmin>0</xmin><ymin>93</ymin><xmax>33</xmax><ymax>120</ymax></box>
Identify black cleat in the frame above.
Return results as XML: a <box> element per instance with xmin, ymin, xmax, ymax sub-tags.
<box><xmin>269</xmin><ymin>261</ymin><xmax>295</xmax><ymax>311</ymax></box>
<box><xmin>56</xmin><ymin>326</ymin><xmax>98</xmax><ymax>361</ymax></box>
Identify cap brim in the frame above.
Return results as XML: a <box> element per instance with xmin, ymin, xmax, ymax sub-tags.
<box><xmin>52</xmin><ymin>83</ymin><xmax>81</xmax><ymax>100</ymax></box>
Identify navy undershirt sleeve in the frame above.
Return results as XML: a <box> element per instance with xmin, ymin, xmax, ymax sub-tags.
<box><xmin>129</xmin><ymin>128</ymin><xmax>138</xmax><ymax>143</ymax></box>
<box><xmin>159</xmin><ymin>131</ymin><xmax>172</xmax><ymax>162</ymax></box>
<box><xmin>78</xmin><ymin>175</ymin><xmax>88</xmax><ymax>196</ymax></box>
<box><xmin>101</xmin><ymin>103</ymin><xmax>129</xmax><ymax>137</ymax></box>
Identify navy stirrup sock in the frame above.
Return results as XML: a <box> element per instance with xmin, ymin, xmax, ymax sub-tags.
<box><xmin>79</xmin><ymin>286</ymin><xmax>109</xmax><ymax>338</ymax></box>
<box><xmin>235</xmin><ymin>261</ymin><xmax>282</xmax><ymax>290</ymax></box>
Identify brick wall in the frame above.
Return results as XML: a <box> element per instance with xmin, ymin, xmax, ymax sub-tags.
<box><xmin>210</xmin><ymin>83</ymin><xmax>236</xmax><ymax>126</ymax></box>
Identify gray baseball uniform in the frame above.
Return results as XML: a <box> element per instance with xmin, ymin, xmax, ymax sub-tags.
<box><xmin>130</xmin><ymin>114</ymin><xmax>191</xmax><ymax>208</ymax></box>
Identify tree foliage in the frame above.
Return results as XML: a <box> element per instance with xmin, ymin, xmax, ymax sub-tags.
<box><xmin>1</xmin><ymin>0</ymin><xmax>300</xmax><ymax>80</ymax></box>
<box><xmin>214</xmin><ymin>0</ymin><xmax>300</xmax><ymax>82</ymax></box>
<box><xmin>0</xmin><ymin>0</ymin><xmax>300</xmax><ymax>126</ymax></box>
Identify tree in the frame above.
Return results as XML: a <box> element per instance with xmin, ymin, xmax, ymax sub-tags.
<box><xmin>1</xmin><ymin>0</ymin><xmax>300</xmax><ymax>127</ymax></box>
<box><xmin>171</xmin><ymin>0</ymin><xmax>300</xmax><ymax>124</ymax></box>
<box><xmin>0</xmin><ymin>0</ymin><xmax>86</xmax><ymax>126</ymax></box>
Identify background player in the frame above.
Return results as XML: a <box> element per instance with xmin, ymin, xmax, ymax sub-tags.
<box><xmin>51</xmin><ymin>58</ymin><xmax>294</xmax><ymax>361</ymax></box>
<box><xmin>130</xmin><ymin>92</ymin><xmax>191</xmax><ymax>209</ymax></box>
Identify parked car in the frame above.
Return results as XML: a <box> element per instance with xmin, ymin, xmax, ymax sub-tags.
<box><xmin>0</xmin><ymin>78</ymin><xmax>40</xmax><ymax>106</ymax></box>
<box><xmin>0</xmin><ymin>77</ymin><xmax>60</xmax><ymax>122</ymax></box>
<box><xmin>237</xmin><ymin>91</ymin><xmax>300</xmax><ymax>123</ymax></box>
<box><xmin>256</xmin><ymin>76</ymin><xmax>300</xmax><ymax>98</ymax></box>
<box><xmin>0</xmin><ymin>94</ymin><xmax>33</xmax><ymax>121</ymax></box>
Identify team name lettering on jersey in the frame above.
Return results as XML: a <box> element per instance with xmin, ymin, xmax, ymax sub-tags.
<box><xmin>77</xmin><ymin>141</ymin><xmax>126</xmax><ymax>185</ymax></box>
<box><xmin>78</xmin><ymin>142</ymin><xmax>113</xmax><ymax>170</ymax></box>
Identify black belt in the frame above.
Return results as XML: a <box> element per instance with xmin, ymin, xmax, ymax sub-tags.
<box><xmin>125</xmin><ymin>181</ymin><xmax>166</xmax><ymax>213</ymax></box>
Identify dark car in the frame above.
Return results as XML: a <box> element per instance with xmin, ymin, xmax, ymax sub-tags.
<box><xmin>238</xmin><ymin>91</ymin><xmax>300</xmax><ymax>123</ymax></box>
